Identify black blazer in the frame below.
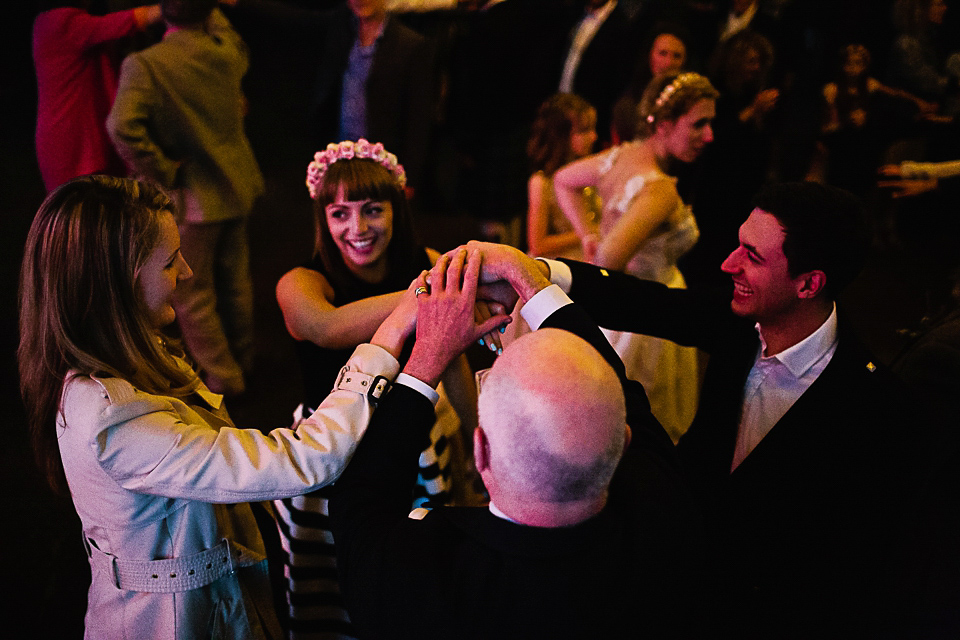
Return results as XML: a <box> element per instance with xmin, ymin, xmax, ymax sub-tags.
<box><xmin>311</xmin><ymin>7</ymin><xmax>434</xmax><ymax>186</ymax></box>
<box><xmin>565</xmin><ymin>3</ymin><xmax>639</xmax><ymax>144</ymax></box>
<box><xmin>328</xmin><ymin>302</ymin><xmax>704</xmax><ymax>639</ymax></box>
<box><xmin>560</xmin><ymin>258</ymin><xmax>935</xmax><ymax>637</ymax></box>
<box><xmin>232</xmin><ymin>0</ymin><xmax>434</xmax><ymax>186</ymax></box>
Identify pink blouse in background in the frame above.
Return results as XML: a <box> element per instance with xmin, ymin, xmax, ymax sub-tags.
<box><xmin>33</xmin><ymin>7</ymin><xmax>145</xmax><ymax>191</ymax></box>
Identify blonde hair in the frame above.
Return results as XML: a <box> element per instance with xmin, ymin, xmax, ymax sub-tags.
<box><xmin>19</xmin><ymin>175</ymin><xmax>197</xmax><ymax>494</ymax></box>
<box><xmin>636</xmin><ymin>71</ymin><xmax>719</xmax><ymax>139</ymax></box>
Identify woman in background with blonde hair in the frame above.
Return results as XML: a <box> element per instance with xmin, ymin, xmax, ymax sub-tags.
<box><xmin>554</xmin><ymin>71</ymin><xmax>718</xmax><ymax>441</ymax></box>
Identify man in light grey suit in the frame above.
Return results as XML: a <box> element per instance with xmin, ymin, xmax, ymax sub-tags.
<box><xmin>108</xmin><ymin>0</ymin><xmax>263</xmax><ymax>395</ymax></box>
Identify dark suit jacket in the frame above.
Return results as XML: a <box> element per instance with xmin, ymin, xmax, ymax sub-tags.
<box><xmin>233</xmin><ymin>0</ymin><xmax>434</xmax><ymax>187</ymax></box>
<box><xmin>560</xmin><ymin>258</ymin><xmax>934</xmax><ymax>638</ymax></box>
<box><xmin>312</xmin><ymin>6</ymin><xmax>433</xmax><ymax>186</ymax></box>
<box><xmin>328</xmin><ymin>302</ymin><xmax>704</xmax><ymax>639</ymax></box>
<box><xmin>565</xmin><ymin>3</ymin><xmax>638</xmax><ymax>144</ymax></box>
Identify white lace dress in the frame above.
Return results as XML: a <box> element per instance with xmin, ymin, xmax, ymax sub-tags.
<box><xmin>596</xmin><ymin>144</ymin><xmax>701</xmax><ymax>441</ymax></box>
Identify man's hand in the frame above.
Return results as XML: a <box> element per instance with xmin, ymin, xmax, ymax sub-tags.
<box><xmin>878</xmin><ymin>176</ymin><xmax>939</xmax><ymax>198</ymax></box>
<box><xmin>460</xmin><ymin>241</ymin><xmax>551</xmax><ymax>302</ymax></box>
<box><xmin>878</xmin><ymin>165</ymin><xmax>939</xmax><ymax>198</ymax></box>
<box><xmin>404</xmin><ymin>250</ymin><xmax>509</xmax><ymax>387</ymax></box>
<box><xmin>371</xmin><ymin>272</ymin><xmax>425</xmax><ymax>358</ymax></box>
<box><xmin>441</xmin><ymin>242</ymin><xmax>552</xmax><ymax>355</ymax></box>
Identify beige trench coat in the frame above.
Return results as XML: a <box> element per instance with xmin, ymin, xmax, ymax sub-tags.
<box><xmin>57</xmin><ymin>343</ymin><xmax>398</xmax><ymax>639</ymax></box>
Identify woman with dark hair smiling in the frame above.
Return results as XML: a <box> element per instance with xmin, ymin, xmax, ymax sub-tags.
<box><xmin>273</xmin><ymin>139</ymin><xmax>487</xmax><ymax>636</ymax></box>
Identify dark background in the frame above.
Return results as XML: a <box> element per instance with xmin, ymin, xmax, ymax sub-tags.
<box><xmin>3</xmin><ymin>1</ymin><xmax>956</xmax><ymax>637</ymax></box>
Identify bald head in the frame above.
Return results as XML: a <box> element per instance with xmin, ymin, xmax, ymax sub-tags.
<box><xmin>477</xmin><ymin>329</ymin><xmax>627</xmax><ymax>508</ymax></box>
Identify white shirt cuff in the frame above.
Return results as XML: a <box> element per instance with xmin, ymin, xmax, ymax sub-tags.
<box><xmin>520</xmin><ymin>284</ymin><xmax>573</xmax><ymax>330</ymax></box>
<box><xmin>537</xmin><ymin>258</ymin><xmax>573</xmax><ymax>293</ymax></box>
<box><xmin>395</xmin><ymin>373</ymin><xmax>440</xmax><ymax>405</ymax></box>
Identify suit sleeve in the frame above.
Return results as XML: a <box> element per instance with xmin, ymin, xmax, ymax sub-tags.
<box><xmin>539</xmin><ymin>302</ymin><xmax>677</xmax><ymax>458</ymax></box>
<box><xmin>107</xmin><ymin>55</ymin><xmax>179</xmax><ymax>188</ymax></box>
<box><xmin>326</xmin><ymin>383</ymin><xmax>437</xmax><ymax>631</ymax></box>
<box><xmin>559</xmin><ymin>258</ymin><xmax>736</xmax><ymax>354</ymax></box>
<box><xmin>328</xmin><ymin>384</ymin><xmax>435</xmax><ymax>522</ymax></box>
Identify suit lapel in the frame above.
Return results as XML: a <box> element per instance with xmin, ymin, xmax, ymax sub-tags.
<box><xmin>730</xmin><ymin>332</ymin><xmax>861</xmax><ymax>477</ymax></box>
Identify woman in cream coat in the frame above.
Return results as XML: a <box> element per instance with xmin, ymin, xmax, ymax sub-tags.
<box><xmin>18</xmin><ymin>175</ymin><xmax>416</xmax><ymax>639</ymax></box>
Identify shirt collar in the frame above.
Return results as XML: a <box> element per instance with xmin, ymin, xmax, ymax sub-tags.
<box><xmin>756</xmin><ymin>303</ymin><xmax>838</xmax><ymax>378</ymax></box>
<box><xmin>584</xmin><ymin>0</ymin><xmax>617</xmax><ymax>24</ymax></box>
<box><xmin>730</xmin><ymin>0</ymin><xmax>759</xmax><ymax>23</ymax></box>
<box><xmin>488</xmin><ymin>500</ymin><xmax>519</xmax><ymax>523</ymax></box>
<box><xmin>351</xmin><ymin>13</ymin><xmax>387</xmax><ymax>47</ymax></box>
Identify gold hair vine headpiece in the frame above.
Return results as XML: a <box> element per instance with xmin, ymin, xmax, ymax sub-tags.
<box><xmin>646</xmin><ymin>73</ymin><xmax>700</xmax><ymax>124</ymax></box>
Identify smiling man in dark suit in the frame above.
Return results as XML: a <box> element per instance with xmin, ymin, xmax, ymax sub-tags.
<box><xmin>533</xmin><ymin>181</ymin><xmax>934</xmax><ymax>636</ymax></box>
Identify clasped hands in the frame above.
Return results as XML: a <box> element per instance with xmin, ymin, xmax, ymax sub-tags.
<box><xmin>371</xmin><ymin>242</ymin><xmax>552</xmax><ymax>387</ymax></box>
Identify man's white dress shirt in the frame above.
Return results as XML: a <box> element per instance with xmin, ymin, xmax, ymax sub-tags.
<box><xmin>731</xmin><ymin>305</ymin><xmax>838</xmax><ymax>470</ymax></box>
<box><xmin>559</xmin><ymin>0</ymin><xmax>617</xmax><ymax>92</ymax></box>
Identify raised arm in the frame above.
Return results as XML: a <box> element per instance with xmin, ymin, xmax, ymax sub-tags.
<box><xmin>276</xmin><ymin>267</ymin><xmax>405</xmax><ymax>348</ymax></box>
<box><xmin>527</xmin><ymin>172</ymin><xmax>582</xmax><ymax>258</ymax></box>
<box><xmin>34</xmin><ymin>5</ymin><xmax>161</xmax><ymax>52</ymax></box>
<box><xmin>277</xmin><ymin>248</ymin><xmax>443</xmax><ymax>349</ymax></box>
<box><xmin>67</xmin><ymin>341</ymin><xmax>403</xmax><ymax>504</ymax></box>
<box><xmin>553</xmin><ymin>153</ymin><xmax>605</xmax><ymax>242</ymax></box>
<box><xmin>463</xmin><ymin>241</ymin><xmax>671</xmax><ymax>450</ymax></box>
<box><xmin>593</xmin><ymin>178</ymin><xmax>678</xmax><ymax>271</ymax></box>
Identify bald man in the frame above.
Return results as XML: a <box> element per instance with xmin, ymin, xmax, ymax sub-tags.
<box><xmin>475</xmin><ymin>328</ymin><xmax>628</xmax><ymax>528</ymax></box>
<box><xmin>328</xmin><ymin>249</ymin><xmax>703</xmax><ymax>639</ymax></box>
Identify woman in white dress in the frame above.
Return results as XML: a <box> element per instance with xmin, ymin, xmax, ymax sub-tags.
<box><xmin>554</xmin><ymin>71</ymin><xmax>718</xmax><ymax>442</ymax></box>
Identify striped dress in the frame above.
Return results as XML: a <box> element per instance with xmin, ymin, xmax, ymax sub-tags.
<box><xmin>273</xmin><ymin>249</ymin><xmax>470</xmax><ymax>639</ymax></box>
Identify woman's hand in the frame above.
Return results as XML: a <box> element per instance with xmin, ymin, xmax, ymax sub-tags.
<box><xmin>475</xmin><ymin>300</ymin><xmax>506</xmax><ymax>355</ymax></box>
<box><xmin>371</xmin><ymin>272</ymin><xmax>425</xmax><ymax>359</ymax></box>
<box><xmin>404</xmin><ymin>251</ymin><xmax>510</xmax><ymax>387</ymax></box>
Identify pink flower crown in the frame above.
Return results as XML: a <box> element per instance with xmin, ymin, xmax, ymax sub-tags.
<box><xmin>306</xmin><ymin>139</ymin><xmax>406</xmax><ymax>199</ymax></box>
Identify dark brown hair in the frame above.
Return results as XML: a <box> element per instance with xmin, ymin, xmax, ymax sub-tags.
<box><xmin>753</xmin><ymin>181</ymin><xmax>869</xmax><ymax>300</ymax></box>
<box><xmin>311</xmin><ymin>158</ymin><xmax>420</xmax><ymax>290</ymax></box>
